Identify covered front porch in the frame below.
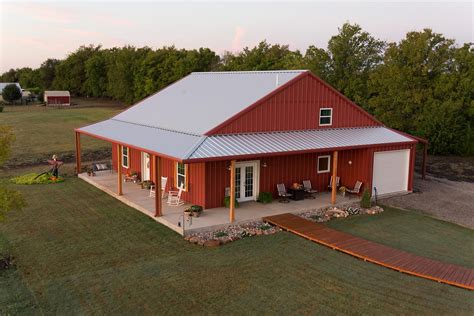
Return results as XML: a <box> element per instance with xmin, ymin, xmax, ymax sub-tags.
<box><xmin>78</xmin><ymin>171</ymin><xmax>357</xmax><ymax>236</ymax></box>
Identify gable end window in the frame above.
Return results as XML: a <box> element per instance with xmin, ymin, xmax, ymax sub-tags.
<box><xmin>319</xmin><ymin>108</ymin><xmax>333</xmax><ymax>126</ymax></box>
<box><xmin>176</xmin><ymin>162</ymin><xmax>188</xmax><ymax>191</ymax></box>
<box><xmin>121</xmin><ymin>146</ymin><xmax>129</xmax><ymax>168</ymax></box>
<box><xmin>317</xmin><ymin>155</ymin><xmax>331</xmax><ymax>173</ymax></box>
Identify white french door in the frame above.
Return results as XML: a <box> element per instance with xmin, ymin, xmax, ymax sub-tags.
<box><xmin>142</xmin><ymin>152</ymin><xmax>151</xmax><ymax>181</ymax></box>
<box><xmin>234</xmin><ymin>161</ymin><xmax>260</xmax><ymax>202</ymax></box>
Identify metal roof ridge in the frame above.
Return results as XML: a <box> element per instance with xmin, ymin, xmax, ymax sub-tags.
<box><xmin>110</xmin><ymin>118</ymin><xmax>202</xmax><ymax>137</ymax></box>
<box><xmin>208</xmin><ymin>126</ymin><xmax>385</xmax><ymax>138</ymax></box>
<box><xmin>190</xmin><ymin>70</ymin><xmax>309</xmax><ymax>75</ymax></box>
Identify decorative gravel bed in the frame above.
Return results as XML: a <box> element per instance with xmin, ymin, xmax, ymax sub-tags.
<box><xmin>185</xmin><ymin>205</ymin><xmax>384</xmax><ymax>247</ymax></box>
<box><xmin>300</xmin><ymin>205</ymin><xmax>384</xmax><ymax>223</ymax></box>
<box><xmin>184</xmin><ymin>221</ymin><xmax>282</xmax><ymax>247</ymax></box>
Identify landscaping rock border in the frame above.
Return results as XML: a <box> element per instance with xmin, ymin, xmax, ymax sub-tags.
<box><xmin>300</xmin><ymin>205</ymin><xmax>384</xmax><ymax>223</ymax></box>
<box><xmin>184</xmin><ymin>221</ymin><xmax>282</xmax><ymax>247</ymax></box>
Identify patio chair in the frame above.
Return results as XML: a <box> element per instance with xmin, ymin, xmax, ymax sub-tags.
<box><xmin>302</xmin><ymin>180</ymin><xmax>317</xmax><ymax>199</ymax></box>
<box><xmin>327</xmin><ymin>176</ymin><xmax>340</xmax><ymax>190</ymax></box>
<box><xmin>347</xmin><ymin>181</ymin><xmax>363</xmax><ymax>195</ymax></box>
<box><xmin>150</xmin><ymin>177</ymin><xmax>168</xmax><ymax>198</ymax></box>
<box><xmin>167</xmin><ymin>183</ymin><xmax>185</xmax><ymax>206</ymax></box>
<box><xmin>277</xmin><ymin>183</ymin><xmax>292</xmax><ymax>203</ymax></box>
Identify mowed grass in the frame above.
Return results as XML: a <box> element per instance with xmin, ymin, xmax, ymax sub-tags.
<box><xmin>0</xmin><ymin>105</ymin><xmax>119</xmax><ymax>166</ymax></box>
<box><xmin>0</xmin><ymin>175</ymin><xmax>473</xmax><ymax>314</ymax></box>
<box><xmin>326</xmin><ymin>206</ymin><xmax>474</xmax><ymax>268</ymax></box>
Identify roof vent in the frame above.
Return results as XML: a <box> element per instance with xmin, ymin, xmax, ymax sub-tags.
<box><xmin>275</xmin><ymin>74</ymin><xmax>279</xmax><ymax>87</ymax></box>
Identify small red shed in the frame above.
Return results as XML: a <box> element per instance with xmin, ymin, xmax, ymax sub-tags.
<box><xmin>45</xmin><ymin>90</ymin><xmax>70</xmax><ymax>106</ymax></box>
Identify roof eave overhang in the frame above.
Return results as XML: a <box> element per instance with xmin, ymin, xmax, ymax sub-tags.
<box><xmin>182</xmin><ymin>140</ymin><xmax>417</xmax><ymax>163</ymax></box>
<box><xmin>75</xmin><ymin>128</ymin><xmax>184</xmax><ymax>162</ymax></box>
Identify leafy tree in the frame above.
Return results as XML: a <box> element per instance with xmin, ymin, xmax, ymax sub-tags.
<box><xmin>1</xmin><ymin>84</ymin><xmax>22</xmax><ymax>103</ymax></box>
<box><xmin>53</xmin><ymin>45</ymin><xmax>102</xmax><ymax>95</ymax></box>
<box><xmin>0</xmin><ymin>126</ymin><xmax>26</xmax><ymax>220</ymax></box>
<box><xmin>39</xmin><ymin>59</ymin><xmax>60</xmax><ymax>90</ymax></box>
<box><xmin>368</xmin><ymin>29</ymin><xmax>472</xmax><ymax>154</ymax></box>
<box><xmin>324</xmin><ymin>23</ymin><xmax>385</xmax><ymax>108</ymax></box>
<box><xmin>304</xmin><ymin>45</ymin><xmax>331</xmax><ymax>81</ymax></box>
<box><xmin>83</xmin><ymin>51</ymin><xmax>109</xmax><ymax>97</ymax></box>
<box><xmin>0</xmin><ymin>69</ymin><xmax>19</xmax><ymax>82</ymax></box>
<box><xmin>221</xmin><ymin>40</ymin><xmax>304</xmax><ymax>70</ymax></box>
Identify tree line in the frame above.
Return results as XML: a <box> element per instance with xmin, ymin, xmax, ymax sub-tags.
<box><xmin>1</xmin><ymin>23</ymin><xmax>472</xmax><ymax>155</ymax></box>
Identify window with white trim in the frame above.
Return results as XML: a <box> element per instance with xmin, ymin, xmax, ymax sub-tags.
<box><xmin>121</xmin><ymin>146</ymin><xmax>129</xmax><ymax>168</ymax></box>
<box><xmin>176</xmin><ymin>162</ymin><xmax>187</xmax><ymax>190</ymax></box>
<box><xmin>317</xmin><ymin>155</ymin><xmax>331</xmax><ymax>173</ymax></box>
<box><xmin>319</xmin><ymin>108</ymin><xmax>333</xmax><ymax>126</ymax></box>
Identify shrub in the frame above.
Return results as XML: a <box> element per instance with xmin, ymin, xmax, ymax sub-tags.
<box><xmin>360</xmin><ymin>189</ymin><xmax>371</xmax><ymax>208</ymax></box>
<box><xmin>257</xmin><ymin>191</ymin><xmax>273</xmax><ymax>204</ymax></box>
<box><xmin>259</xmin><ymin>223</ymin><xmax>272</xmax><ymax>230</ymax></box>
<box><xmin>11</xmin><ymin>173</ymin><xmax>64</xmax><ymax>185</ymax></box>
<box><xmin>0</xmin><ymin>106</ymin><xmax>3</xmax><ymax>113</ymax></box>
<box><xmin>2</xmin><ymin>84</ymin><xmax>22</xmax><ymax>103</ymax></box>
<box><xmin>223</xmin><ymin>196</ymin><xmax>239</xmax><ymax>208</ymax></box>
<box><xmin>214</xmin><ymin>231</ymin><xmax>228</xmax><ymax>238</ymax></box>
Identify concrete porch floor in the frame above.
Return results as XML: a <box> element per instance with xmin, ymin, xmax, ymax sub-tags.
<box><xmin>79</xmin><ymin>171</ymin><xmax>358</xmax><ymax>235</ymax></box>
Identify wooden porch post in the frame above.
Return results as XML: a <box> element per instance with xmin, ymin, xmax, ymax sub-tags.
<box><xmin>117</xmin><ymin>144</ymin><xmax>123</xmax><ymax>196</ymax></box>
<box><xmin>75</xmin><ymin>132</ymin><xmax>81</xmax><ymax>175</ymax></box>
<box><xmin>331</xmin><ymin>151</ymin><xmax>338</xmax><ymax>204</ymax></box>
<box><xmin>154</xmin><ymin>155</ymin><xmax>162</xmax><ymax>217</ymax></box>
<box><xmin>229</xmin><ymin>160</ymin><xmax>236</xmax><ymax>222</ymax></box>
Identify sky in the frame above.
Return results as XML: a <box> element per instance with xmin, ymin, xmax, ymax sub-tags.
<box><xmin>0</xmin><ymin>0</ymin><xmax>472</xmax><ymax>72</ymax></box>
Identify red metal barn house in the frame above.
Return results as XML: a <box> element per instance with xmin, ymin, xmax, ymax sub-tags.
<box><xmin>44</xmin><ymin>90</ymin><xmax>71</xmax><ymax>106</ymax></box>
<box><xmin>75</xmin><ymin>70</ymin><xmax>427</xmax><ymax>233</ymax></box>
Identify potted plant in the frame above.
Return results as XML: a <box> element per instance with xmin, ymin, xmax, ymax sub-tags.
<box><xmin>257</xmin><ymin>192</ymin><xmax>273</xmax><ymax>204</ymax></box>
<box><xmin>339</xmin><ymin>186</ymin><xmax>347</xmax><ymax>197</ymax></box>
<box><xmin>186</xmin><ymin>205</ymin><xmax>203</xmax><ymax>217</ymax></box>
<box><xmin>223</xmin><ymin>196</ymin><xmax>239</xmax><ymax>208</ymax></box>
<box><xmin>141</xmin><ymin>180</ymin><xmax>153</xmax><ymax>190</ymax></box>
<box><xmin>87</xmin><ymin>167</ymin><xmax>95</xmax><ymax>176</ymax></box>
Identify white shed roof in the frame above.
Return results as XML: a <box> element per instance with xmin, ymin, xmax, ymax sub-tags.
<box><xmin>113</xmin><ymin>70</ymin><xmax>306</xmax><ymax>135</ymax></box>
<box><xmin>45</xmin><ymin>90</ymin><xmax>70</xmax><ymax>97</ymax></box>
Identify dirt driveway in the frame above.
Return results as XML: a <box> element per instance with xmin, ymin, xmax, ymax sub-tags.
<box><xmin>381</xmin><ymin>175</ymin><xmax>474</xmax><ymax>229</ymax></box>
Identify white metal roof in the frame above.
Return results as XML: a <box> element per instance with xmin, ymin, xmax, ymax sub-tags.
<box><xmin>45</xmin><ymin>90</ymin><xmax>70</xmax><ymax>97</ymax></box>
<box><xmin>187</xmin><ymin>127</ymin><xmax>415</xmax><ymax>160</ymax></box>
<box><xmin>0</xmin><ymin>82</ymin><xmax>21</xmax><ymax>93</ymax></box>
<box><xmin>77</xmin><ymin>119</ymin><xmax>204</xmax><ymax>159</ymax></box>
<box><xmin>113</xmin><ymin>70</ymin><xmax>306</xmax><ymax>135</ymax></box>
<box><xmin>78</xmin><ymin>121</ymin><xmax>415</xmax><ymax>161</ymax></box>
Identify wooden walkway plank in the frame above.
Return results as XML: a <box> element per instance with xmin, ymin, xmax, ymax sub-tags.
<box><xmin>264</xmin><ymin>213</ymin><xmax>474</xmax><ymax>291</ymax></box>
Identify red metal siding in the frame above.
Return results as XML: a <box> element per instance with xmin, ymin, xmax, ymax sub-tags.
<box><xmin>47</xmin><ymin>96</ymin><xmax>70</xmax><ymax>105</ymax></box>
<box><xmin>112</xmin><ymin>145</ymin><xmax>141</xmax><ymax>176</ymax></box>
<box><xmin>208</xmin><ymin>74</ymin><xmax>380</xmax><ymax>135</ymax></box>
<box><xmin>205</xmin><ymin>144</ymin><xmax>415</xmax><ymax>209</ymax></box>
<box><xmin>111</xmin><ymin>143</ymin><xmax>206</xmax><ymax>206</ymax></box>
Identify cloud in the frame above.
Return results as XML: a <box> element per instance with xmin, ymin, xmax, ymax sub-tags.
<box><xmin>231</xmin><ymin>26</ymin><xmax>245</xmax><ymax>51</ymax></box>
<box><xmin>3</xmin><ymin>2</ymin><xmax>76</xmax><ymax>24</ymax></box>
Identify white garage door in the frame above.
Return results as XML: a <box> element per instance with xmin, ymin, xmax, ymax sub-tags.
<box><xmin>372</xmin><ymin>149</ymin><xmax>410</xmax><ymax>196</ymax></box>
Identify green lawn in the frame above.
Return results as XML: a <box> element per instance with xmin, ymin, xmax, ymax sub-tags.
<box><xmin>0</xmin><ymin>175</ymin><xmax>473</xmax><ymax>314</ymax></box>
<box><xmin>0</xmin><ymin>106</ymin><xmax>119</xmax><ymax>166</ymax></box>
<box><xmin>327</xmin><ymin>206</ymin><xmax>474</xmax><ymax>268</ymax></box>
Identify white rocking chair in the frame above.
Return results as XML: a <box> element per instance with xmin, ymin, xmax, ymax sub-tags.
<box><xmin>167</xmin><ymin>183</ymin><xmax>185</xmax><ymax>206</ymax></box>
<box><xmin>150</xmin><ymin>176</ymin><xmax>168</xmax><ymax>198</ymax></box>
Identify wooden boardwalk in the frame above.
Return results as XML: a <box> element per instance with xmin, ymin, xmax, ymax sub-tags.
<box><xmin>264</xmin><ymin>213</ymin><xmax>474</xmax><ymax>290</ymax></box>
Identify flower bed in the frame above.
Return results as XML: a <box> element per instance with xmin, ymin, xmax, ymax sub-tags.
<box><xmin>11</xmin><ymin>173</ymin><xmax>65</xmax><ymax>185</ymax></box>
<box><xmin>300</xmin><ymin>205</ymin><xmax>384</xmax><ymax>223</ymax></box>
<box><xmin>184</xmin><ymin>221</ymin><xmax>281</xmax><ymax>247</ymax></box>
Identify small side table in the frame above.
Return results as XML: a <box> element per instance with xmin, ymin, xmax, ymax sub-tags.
<box><xmin>289</xmin><ymin>189</ymin><xmax>305</xmax><ymax>201</ymax></box>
